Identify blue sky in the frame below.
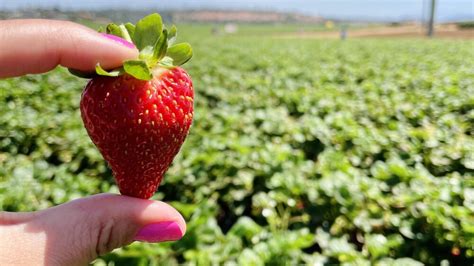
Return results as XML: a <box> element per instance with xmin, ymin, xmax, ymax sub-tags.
<box><xmin>0</xmin><ymin>0</ymin><xmax>472</xmax><ymax>22</ymax></box>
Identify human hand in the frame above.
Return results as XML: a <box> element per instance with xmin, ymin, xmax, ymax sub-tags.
<box><xmin>0</xmin><ymin>20</ymin><xmax>186</xmax><ymax>265</ymax></box>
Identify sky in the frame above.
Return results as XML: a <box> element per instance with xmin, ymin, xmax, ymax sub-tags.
<box><xmin>0</xmin><ymin>0</ymin><xmax>473</xmax><ymax>22</ymax></box>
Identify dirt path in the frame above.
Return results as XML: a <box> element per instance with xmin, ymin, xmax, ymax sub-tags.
<box><xmin>279</xmin><ymin>24</ymin><xmax>474</xmax><ymax>39</ymax></box>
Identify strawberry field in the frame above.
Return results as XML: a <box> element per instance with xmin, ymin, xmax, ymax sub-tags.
<box><xmin>1</xmin><ymin>25</ymin><xmax>473</xmax><ymax>265</ymax></box>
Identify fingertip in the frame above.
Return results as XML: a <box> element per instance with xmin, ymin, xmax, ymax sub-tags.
<box><xmin>0</xmin><ymin>20</ymin><xmax>141</xmax><ymax>77</ymax></box>
<box><xmin>134</xmin><ymin>221</ymin><xmax>184</xmax><ymax>243</ymax></box>
<box><xmin>139</xmin><ymin>200</ymin><xmax>187</xmax><ymax>236</ymax></box>
<box><xmin>100</xmin><ymin>33</ymin><xmax>136</xmax><ymax>49</ymax></box>
<box><xmin>100</xmin><ymin>195</ymin><xmax>187</xmax><ymax>243</ymax></box>
<box><xmin>62</xmin><ymin>29</ymin><xmax>139</xmax><ymax>71</ymax></box>
<box><xmin>80</xmin><ymin>194</ymin><xmax>187</xmax><ymax>236</ymax></box>
<box><xmin>132</xmin><ymin>201</ymin><xmax>187</xmax><ymax>243</ymax></box>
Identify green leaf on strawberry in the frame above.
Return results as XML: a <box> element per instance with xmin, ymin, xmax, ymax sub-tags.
<box><xmin>134</xmin><ymin>13</ymin><xmax>163</xmax><ymax>51</ymax></box>
<box><xmin>167</xmin><ymin>25</ymin><xmax>178</xmax><ymax>45</ymax></box>
<box><xmin>167</xmin><ymin>43</ymin><xmax>193</xmax><ymax>66</ymax></box>
<box><xmin>95</xmin><ymin>64</ymin><xmax>123</xmax><ymax>77</ymax></box>
<box><xmin>69</xmin><ymin>13</ymin><xmax>193</xmax><ymax>81</ymax></box>
<box><xmin>124</xmin><ymin>22</ymin><xmax>136</xmax><ymax>39</ymax></box>
<box><xmin>123</xmin><ymin>60</ymin><xmax>152</xmax><ymax>80</ymax></box>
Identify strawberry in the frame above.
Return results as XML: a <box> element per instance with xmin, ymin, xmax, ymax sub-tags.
<box><xmin>70</xmin><ymin>14</ymin><xmax>194</xmax><ymax>199</ymax></box>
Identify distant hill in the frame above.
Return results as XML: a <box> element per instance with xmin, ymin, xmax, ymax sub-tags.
<box><xmin>0</xmin><ymin>9</ymin><xmax>171</xmax><ymax>23</ymax></box>
<box><xmin>172</xmin><ymin>10</ymin><xmax>323</xmax><ymax>23</ymax></box>
<box><xmin>1</xmin><ymin>0</ymin><xmax>473</xmax><ymax>23</ymax></box>
<box><xmin>0</xmin><ymin>9</ymin><xmax>323</xmax><ymax>24</ymax></box>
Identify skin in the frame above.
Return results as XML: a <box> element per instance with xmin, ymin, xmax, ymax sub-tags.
<box><xmin>0</xmin><ymin>20</ymin><xmax>186</xmax><ymax>265</ymax></box>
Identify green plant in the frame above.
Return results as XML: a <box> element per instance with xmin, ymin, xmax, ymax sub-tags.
<box><xmin>1</xmin><ymin>23</ymin><xmax>473</xmax><ymax>265</ymax></box>
<box><xmin>457</xmin><ymin>21</ymin><xmax>474</xmax><ymax>29</ymax></box>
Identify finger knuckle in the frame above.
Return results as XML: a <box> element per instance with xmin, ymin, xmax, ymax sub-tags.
<box><xmin>95</xmin><ymin>217</ymin><xmax>117</xmax><ymax>256</ymax></box>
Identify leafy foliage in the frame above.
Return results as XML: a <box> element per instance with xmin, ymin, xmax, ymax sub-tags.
<box><xmin>1</xmin><ymin>25</ymin><xmax>473</xmax><ymax>265</ymax></box>
<box><xmin>457</xmin><ymin>21</ymin><xmax>474</xmax><ymax>29</ymax></box>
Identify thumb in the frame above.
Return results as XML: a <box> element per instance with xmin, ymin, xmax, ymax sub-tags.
<box><xmin>24</xmin><ymin>193</ymin><xmax>186</xmax><ymax>265</ymax></box>
<box><xmin>0</xmin><ymin>19</ymin><xmax>139</xmax><ymax>78</ymax></box>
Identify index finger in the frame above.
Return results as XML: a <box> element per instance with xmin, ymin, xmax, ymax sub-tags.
<box><xmin>0</xmin><ymin>19</ymin><xmax>139</xmax><ymax>78</ymax></box>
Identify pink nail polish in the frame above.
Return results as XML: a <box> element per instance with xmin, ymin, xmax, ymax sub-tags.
<box><xmin>101</xmin><ymin>33</ymin><xmax>135</xmax><ymax>49</ymax></box>
<box><xmin>134</xmin><ymin>221</ymin><xmax>183</xmax><ymax>243</ymax></box>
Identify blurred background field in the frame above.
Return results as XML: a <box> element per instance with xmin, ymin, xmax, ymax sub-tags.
<box><xmin>0</xmin><ymin>1</ymin><xmax>473</xmax><ymax>265</ymax></box>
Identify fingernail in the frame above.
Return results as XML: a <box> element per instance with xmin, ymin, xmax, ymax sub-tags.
<box><xmin>134</xmin><ymin>221</ymin><xmax>183</xmax><ymax>243</ymax></box>
<box><xmin>101</xmin><ymin>33</ymin><xmax>135</xmax><ymax>49</ymax></box>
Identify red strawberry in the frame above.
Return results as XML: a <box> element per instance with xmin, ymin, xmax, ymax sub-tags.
<box><xmin>70</xmin><ymin>14</ymin><xmax>194</xmax><ymax>199</ymax></box>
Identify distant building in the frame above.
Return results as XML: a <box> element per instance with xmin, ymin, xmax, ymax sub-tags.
<box><xmin>224</xmin><ymin>23</ymin><xmax>238</xmax><ymax>34</ymax></box>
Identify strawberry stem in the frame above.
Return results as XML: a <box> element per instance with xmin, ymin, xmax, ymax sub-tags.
<box><xmin>119</xmin><ymin>24</ymin><xmax>132</xmax><ymax>43</ymax></box>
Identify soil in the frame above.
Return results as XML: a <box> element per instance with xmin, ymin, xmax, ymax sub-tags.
<box><xmin>278</xmin><ymin>24</ymin><xmax>474</xmax><ymax>39</ymax></box>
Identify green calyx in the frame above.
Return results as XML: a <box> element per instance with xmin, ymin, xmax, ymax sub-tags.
<box><xmin>70</xmin><ymin>13</ymin><xmax>192</xmax><ymax>81</ymax></box>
